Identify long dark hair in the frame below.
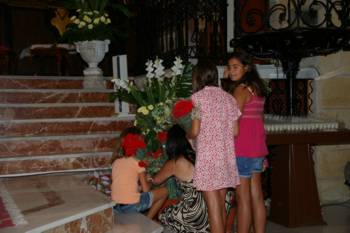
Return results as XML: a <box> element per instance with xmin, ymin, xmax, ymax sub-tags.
<box><xmin>166</xmin><ymin>125</ymin><xmax>196</xmax><ymax>165</ymax></box>
<box><xmin>228</xmin><ymin>51</ymin><xmax>267</xmax><ymax>97</ymax></box>
<box><xmin>192</xmin><ymin>61</ymin><xmax>218</xmax><ymax>92</ymax></box>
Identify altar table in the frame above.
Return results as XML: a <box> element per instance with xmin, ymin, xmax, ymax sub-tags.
<box><xmin>267</xmin><ymin>129</ymin><xmax>350</xmax><ymax>227</ymax></box>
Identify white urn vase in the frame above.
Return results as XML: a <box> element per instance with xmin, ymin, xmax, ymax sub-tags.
<box><xmin>75</xmin><ymin>39</ymin><xmax>110</xmax><ymax>89</ymax></box>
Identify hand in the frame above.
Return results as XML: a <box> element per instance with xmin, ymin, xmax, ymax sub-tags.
<box><xmin>146</xmin><ymin>174</ymin><xmax>154</xmax><ymax>183</ymax></box>
<box><xmin>223</xmin><ymin>67</ymin><xmax>229</xmax><ymax>79</ymax></box>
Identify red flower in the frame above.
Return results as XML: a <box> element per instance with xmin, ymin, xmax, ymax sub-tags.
<box><xmin>138</xmin><ymin>160</ymin><xmax>147</xmax><ymax>168</ymax></box>
<box><xmin>152</xmin><ymin>148</ymin><xmax>162</xmax><ymax>159</ymax></box>
<box><xmin>121</xmin><ymin>133</ymin><xmax>146</xmax><ymax>157</ymax></box>
<box><xmin>172</xmin><ymin>99</ymin><xmax>193</xmax><ymax>119</ymax></box>
<box><xmin>156</xmin><ymin>131</ymin><xmax>167</xmax><ymax>142</ymax></box>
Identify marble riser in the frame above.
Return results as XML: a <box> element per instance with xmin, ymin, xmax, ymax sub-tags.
<box><xmin>0</xmin><ymin>119</ymin><xmax>133</xmax><ymax>137</ymax></box>
<box><xmin>0</xmin><ymin>92</ymin><xmax>112</xmax><ymax>104</ymax></box>
<box><xmin>0</xmin><ymin>78</ymin><xmax>83</xmax><ymax>89</ymax></box>
<box><xmin>0</xmin><ymin>135</ymin><xmax>119</xmax><ymax>157</ymax></box>
<box><xmin>0</xmin><ymin>76</ymin><xmax>114</xmax><ymax>89</ymax></box>
<box><xmin>0</xmin><ymin>106</ymin><xmax>115</xmax><ymax>119</ymax></box>
<box><xmin>42</xmin><ymin>209</ymin><xmax>113</xmax><ymax>233</ymax></box>
<box><xmin>0</xmin><ymin>152</ymin><xmax>111</xmax><ymax>174</ymax></box>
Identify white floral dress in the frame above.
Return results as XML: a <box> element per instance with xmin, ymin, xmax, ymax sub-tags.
<box><xmin>191</xmin><ymin>86</ymin><xmax>241</xmax><ymax>191</ymax></box>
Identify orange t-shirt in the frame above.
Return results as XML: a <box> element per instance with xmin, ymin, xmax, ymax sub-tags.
<box><xmin>111</xmin><ymin>157</ymin><xmax>145</xmax><ymax>204</ymax></box>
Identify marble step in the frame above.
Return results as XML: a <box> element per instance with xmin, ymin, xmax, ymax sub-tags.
<box><xmin>0</xmin><ymin>75</ymin><xmax>114</xmax><ymax>89</ymax></box>
<box><xmin>0</xmin><ymin>154</ymin><xmax>111</xmax><ymax>176</ymax></box>
<box><xmin>0</xmin><ymin>89</ymin><xmax>114</xmax><ymax>104</ymax></box>
<box><xmin>0</xmin><ymin>76</ymin><xmax>84</xmax><ymax>89</ymax></box>
<box><xmin>0</xmin><ymin>103</ymin><xmax>115</xmax><ymax>120</ymax></box>
<box><xmin>0</xmin><ymin>117</ymin><xmax>133</xmax><ymax>137</ymax></box>
<box><xmin>0</xmin><ymin>133</ymin><xmax>119</xmax><ymax>158</ymax></box>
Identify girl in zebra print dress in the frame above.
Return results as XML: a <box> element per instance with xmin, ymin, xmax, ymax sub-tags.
<box><xmin>153</xmin><ymin>125</ymin><xmax>210</xmax><ymax>233</ymax></box>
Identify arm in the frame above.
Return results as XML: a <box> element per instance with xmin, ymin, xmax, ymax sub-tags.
<box><xmin>187</xmin><ymin>118</ymin><xmax>200</xmax><ymax>139</ymax></box>
<box><xmin>223</xmin><ymin>66</ymin><xmax>229</xmax><ymax>79</ymax></box>
<box><xmin>139</xmin><ymin>171</ymin><xmax>151</xmax><ymax>192</ymax></box>
<box><xmin>233</xmin><ymin>119</ymin><xmax>239</xmax><ymax>136</ymax></box>
<box><xmin>153</xmin><ymin>159</ymin><xmax>176</xmax><ymax>185</ymax></box>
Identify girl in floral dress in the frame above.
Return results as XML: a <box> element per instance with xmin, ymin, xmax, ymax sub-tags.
<box><xmin>188</xmin><ymin>62</ymin><xmax>241</xmax><ymax>233</ymax></box>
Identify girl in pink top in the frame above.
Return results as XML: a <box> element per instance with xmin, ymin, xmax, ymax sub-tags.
<box><xmin>188</xmin><ymin>61</ymin><xmax>241</xmax><ymax>233</ymax></box>
<box><xmin>225</xmin><ymin>51</ymin><xmax>268</xmax><ymax>233</ymax></box>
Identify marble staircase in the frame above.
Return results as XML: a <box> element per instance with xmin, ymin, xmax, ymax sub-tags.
<box><xmin>0</xmin><ymin>75</ymin><xmax>133</xmax><ymax>176</ymax></box>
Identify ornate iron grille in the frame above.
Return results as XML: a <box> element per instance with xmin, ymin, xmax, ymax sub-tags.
<box><xmin>232</xmin><ymin>0</ymin><xmax>350</xmax><ymax>115</ymax></box>
<box><xmin>134</xmin><ymin>0</ymin><xmax>227</xmax><ymax>66</ymax></box>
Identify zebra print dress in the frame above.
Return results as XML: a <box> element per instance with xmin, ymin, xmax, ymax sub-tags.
<box><xmin>159</xmin><ymin>179</ymin><xmax>209</xmax><ymax>233</ymax></box>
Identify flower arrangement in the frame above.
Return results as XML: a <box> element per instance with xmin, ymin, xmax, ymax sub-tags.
<box><xmin>111</xmin><ymin>57</ymin><xmax>192</xmax><ymax>198</ymax></box>
<box><xmin>61</xmin><ymin>0</ymin><xmax>129</xmax><ymax>42</ymax></box>
<box><xmin>112</xmin><ymin>57</ymin><xmax>192</xmax><ymax>163</ymax></box>
<box><xmin>111</xmin><ymin>57</ymin><xmax>192</xmax><ymax>172</ymax></box>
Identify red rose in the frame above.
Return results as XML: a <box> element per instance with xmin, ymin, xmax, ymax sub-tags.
<box><xmin>138</xmin><ymin>160</ymin><xmax>147</xmax><ymax>168</ymax></box>
<box><xmin>121</xmin><ymin>133</ymin><xmax>146</xmax><ymax>157</ymax></box>
<box><xmin>156</xmin><ymin>131</ymin><xmax>167</xmax><ymax>142</ymax></box>
<box><xmin>152</xmin><ymin>148</ymin><xmax>162</xmax><ymax>159</ymax></box>
<box><xmin>172</xmin><ymin>99</ymin><xmax>193</xmax><ymax>119</ymax></box>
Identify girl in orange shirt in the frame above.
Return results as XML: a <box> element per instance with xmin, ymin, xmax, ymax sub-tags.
<box><xmin>111</xmin><ymin>127</ymin><xmax>168</xmax><ymax>218</ymax></box>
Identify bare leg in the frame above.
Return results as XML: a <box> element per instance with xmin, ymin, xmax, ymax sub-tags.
<box><xmin>203</xmin><ymin>190</ymin><xmax>225</xmax><ymax>233</ymax></box>
<box><xmin>250</xmin><ymin>173</ymin><xmax>266</xmax><ymax>233</ymax></box>
<box><xmin>146</xmin><ymin>187</ymin><xmax>168</xmax><ymax>219</ymax></box>
<box><xmin>225</xmin><ymin>191</ymin><xmax>236</xmax><ymax>233</ymax></box>
<box><xmin>236</xmin><ymin>177</ymin><xmax>252</xmax><ymax>233</ymax></box>
<box><xmin>219</xmin><ymin>188</ymin><xmax>227</xmax><ymax>229</ymax></box>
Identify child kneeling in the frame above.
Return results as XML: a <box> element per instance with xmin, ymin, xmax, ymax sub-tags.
<box><xmin>111</xmin><ymin>127</ymin><xmax>168</xmax><ymax>218</ymax></box>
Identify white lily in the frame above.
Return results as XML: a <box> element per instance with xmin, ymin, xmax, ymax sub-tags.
<box><xmin>111</xmin><ymin>78</ymin><xmax>129</xmax><ymax>91</ymax></box>
<box><xmin>145</xmin><ymin>60</ymin><xmax>155</xmax><ymax>79</ymax></box>
<box><xmin>154</xmin><ymin>58</ymin><xmax>165</xmax><ymax>79</ymax></box>
<box><xmin>171</xmin><ymin>56</ymin><xmax>184</xmax><ymax>76</ymax></box>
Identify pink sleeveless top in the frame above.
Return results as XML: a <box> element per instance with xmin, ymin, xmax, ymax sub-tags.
<box><xmin>235</xmin><ymin>95</ymin><xmax>268</xmax><ymax>158</ymax></box>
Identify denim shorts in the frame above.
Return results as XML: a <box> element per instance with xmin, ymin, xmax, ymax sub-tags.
<box><xmin>236</xmin><ymin>157</ymin><xmax>264</xmax><ymax>178</ymax></box>
<box><xmin>113</xmin><ymin>192</ymin><xmax>153</xmax><ymax>214</ymax></box>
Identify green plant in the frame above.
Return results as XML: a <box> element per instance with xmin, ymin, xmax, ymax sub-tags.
<box><xmin>61</xmin><ymin>0</ymin><xmax>129</xmax><ymax>43</ymax></box>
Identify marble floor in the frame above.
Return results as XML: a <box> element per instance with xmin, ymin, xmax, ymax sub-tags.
<box><xmin>123</xmin><ymin>202</ymin><xmax>350</xmax><ymax>233</ymax></box>
<box><xmin>1</xmin><ymin>173</ymin><xmax>348</xmax><ymax>233</ymax></box>
<box><xmin>265</xmin><ymin>203</ymin><xmax>350</xmax><ymax>233</ymax></box>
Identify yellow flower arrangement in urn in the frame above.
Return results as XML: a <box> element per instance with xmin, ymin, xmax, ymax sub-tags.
<box><xmin>61</xmin><ymin>0</ymin><xmax>129</xmax><ymax>43</ymax></box>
